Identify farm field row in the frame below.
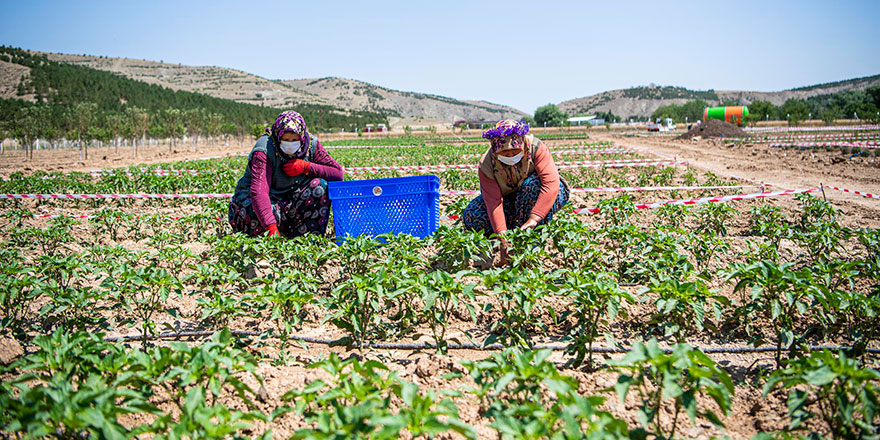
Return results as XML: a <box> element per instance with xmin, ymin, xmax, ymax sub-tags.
<box><xmin>1</xmin><ymin>135</ymin><xmax>878</xmax><ymax>439</ymax></box>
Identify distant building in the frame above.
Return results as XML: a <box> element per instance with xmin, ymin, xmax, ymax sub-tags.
<box><xmin>364</xmin><ymin>123</ymin><xmax>387</xmax><ymax>133</ymax></box>
<box><xmin>567</xmin><ymin>116</ymin><xmax>605</xmax><ymax>126</ymax></box>
<box><xmin>454</xmin><ymin>120</ymin><xmax>496</xmax><ymax>129</ymax></box>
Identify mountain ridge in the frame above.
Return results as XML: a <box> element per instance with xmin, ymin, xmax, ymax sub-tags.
<box><xmin>558</xmin><ymin>74</ymin><xmax>880</xmax><ymax>119</ymax></box>
<box><xmin>33</xmin><ymin>51</ymin><xmax>526</xmax><ymax>122</ymax></box>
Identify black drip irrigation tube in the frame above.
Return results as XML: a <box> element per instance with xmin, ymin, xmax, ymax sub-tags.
<box><xmin>102</xmin><ymin>329</ymin><xmax>880</xmax><ymax>355</ymax></box>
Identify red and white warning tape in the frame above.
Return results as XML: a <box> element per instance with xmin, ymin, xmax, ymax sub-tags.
<box><xmin>89</xmin><ymin>168</ymin><xmax>203</xmax><ymax>176</ymax></box>
<box><xmin>568</xmin><ymin>184</ymin><xmax>760</xmax><ymax>193</ymax></box>
<box><xmin>823</xmin><ymin>185</ymin><xmax>880</xmax><ymax>199</ymax></box>
<box><xmin>0</xmin><ymin>185</ymin><xmax>757</xmax><ymax>200</ymax></box>
<box><xmin>324</xmin><ymin>145</ymin><xmax>421</xmax><ymax>150</ymax></box>
<box><xmin>346</xmin><ymin>160</ymin><xmax>687</xmax><ymax>173</ymax></box>
<box><xmin>30</xmin><ymin>214</ymin><xmax>224</xmax><ymax>220</ymax></box>
<box><xmin>25</xmin><ymin>188</ymin><xmax>818</xmax><ymax>221</ymax></box>
<box><xmin>0</xmin><ymin>193</ymin><xmax>233</xmax><ymax>200</ymax></box>
<box><xmin>572</xmin><ymin>188</ymin><xmax>819</xmax><ymax>214</ymax></box>
<box><xmin>455</xmin><ymin>148</ymin><xmax>636</xmax><ymax>159</ymax></box>
<box><xmin>745</xmin><ymin>125</ymin><xmax>880</xmax><ymax>133</ymax></box>
<box><xmin>440</xmin><ymin>184</ymin><xmax>760</xmax><ymax>196</ymax></box>
<box><xmin>769</xmin><ymin>141</ymin><xmax>879</xmax><ymax>149</ymax></box>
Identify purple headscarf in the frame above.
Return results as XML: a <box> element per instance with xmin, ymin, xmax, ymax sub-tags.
<box><xmin>266</xmin><ymin>111</ymin><xmax>312</xmax><ymax>159</ymax></box>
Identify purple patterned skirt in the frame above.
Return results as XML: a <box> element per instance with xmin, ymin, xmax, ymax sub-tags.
<box><xmin>228</xmin><ymin>178</ymin><xmax>331</xmax><ymax>238</ymax></box>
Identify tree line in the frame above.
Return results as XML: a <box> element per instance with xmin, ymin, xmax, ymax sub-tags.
<box><xmin>530</xmin><ymin>104</ymin><xmax>622</xmax><ymax>127</ymax></box>
<box><xmin>652</xmin><ymin>86</ymin><xmax>880</xmax><ymax>125</ymax></box>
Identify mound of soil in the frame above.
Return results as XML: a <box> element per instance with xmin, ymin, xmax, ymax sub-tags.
<box><xmin>676</xmin><ymin>119</ymin><xmax>747</xmax><ymax>140</ymax></box>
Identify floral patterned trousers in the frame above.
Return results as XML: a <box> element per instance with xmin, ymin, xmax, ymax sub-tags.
<box><xmin>228</xmin><ymin>178</ymin><xmax>331</xmax><ymax>238</ymax></box>
<box><xmin>462</xmin><ymin>173</ymin><xmax>570</xmax><ymax>236</ymax></box>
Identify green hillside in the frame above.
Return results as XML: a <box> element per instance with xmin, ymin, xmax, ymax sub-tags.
<box><xmin>621</xmin><ymin>86</ymin><xmax>719</xmax><ymax>101</ymax></box>
<box><xmin>0</xmin><ymin>46</ymin><xmax>387</xmax><ymax>135</ymax></box>
<box><xmin>789</xmin><ymin>73</ymin><xmax>880</xmax><ymax>92</ymax></box>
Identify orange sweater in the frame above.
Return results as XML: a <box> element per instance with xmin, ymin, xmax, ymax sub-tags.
<box><xmin>478</xmin><ymin>142</ymin><xmax>561</xmax><ymax>234</ymax></box>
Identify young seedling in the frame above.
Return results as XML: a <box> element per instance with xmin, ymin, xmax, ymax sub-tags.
<box><xmin>462</xmin><ymin>348</ymin><xmax>630</xmax><ymax>439</ymax></box>
<box><xmin>605</xmin><ymin>339</ymin><xmax>734</xmax><ymax>440</ymax></box>
<box><xmin>762</xmin><ymin>349</ymin><xmax>879</xmax><ymax>439</ymax></box>
<box><xmin>559</xmin><ymin>270</ymin><xmax>635</xmax><ymax>370</ymax></box>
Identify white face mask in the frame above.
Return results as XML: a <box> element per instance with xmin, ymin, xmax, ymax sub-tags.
<box><xmin>497</xmin><ymin>152</ymin><xmax>523</xmax><ymax>166</ymax></box>
<box><xmin>279</xmin><ymin>140</ymin><xmax>301</xmax><ymax>155</ymax></box>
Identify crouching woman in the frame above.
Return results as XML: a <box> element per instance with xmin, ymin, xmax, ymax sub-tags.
<box><xmin>229</xmin><ymin>111</ymin><xmax>344</xmax><ymax>238</ymax></box>
<box><xmin>461</xmin><ymin>120</ymin><xmax>570</xmax><ymax>263</ymax></box>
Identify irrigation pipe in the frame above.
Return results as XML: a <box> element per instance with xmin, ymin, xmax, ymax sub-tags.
<box><xmin>101</xmin><ymin>329</ymin><xmax>880</xmax><ymax>355</ymax></box>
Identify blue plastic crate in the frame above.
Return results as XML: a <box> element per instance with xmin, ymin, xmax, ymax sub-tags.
<box><xmin>328</xmin><ymin>175</ymin><xmax>440</xmax><ymax>240</ymax></box>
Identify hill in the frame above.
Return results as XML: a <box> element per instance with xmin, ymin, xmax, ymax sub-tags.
<box><xmin>283</xmin><ymin>77</ymin><xmax>526</xmax><ymax>121</ymax></box>
<box><xmin>41</xmin><ymin>52</ymin><xmax>326</xmax><ymax>108</ymax></box>
<box><xmin>35</xmin><ymin>51</ymin><xmax>526</xmax><ymax>122</ymax></box>
<box><xmin>559</xmin><ymin>75</ymin><xmax>880</xmax><ymax>119</ymax></box>
<box><xmin>0</xmin><ymin>46</ymin><xmax>386</xmax><ymax>133</ymax></box>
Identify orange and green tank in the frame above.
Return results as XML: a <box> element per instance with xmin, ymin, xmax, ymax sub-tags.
<box><xmin>703</xmin><ymin>106</ymin><xmax>749</xmax><ymax>126</ymax></box>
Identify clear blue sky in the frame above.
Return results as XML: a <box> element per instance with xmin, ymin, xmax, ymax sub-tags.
<box><xmin>1</xmin><ymin>0</ymin><xmax>878</xmax><ymax>114</ymax></box>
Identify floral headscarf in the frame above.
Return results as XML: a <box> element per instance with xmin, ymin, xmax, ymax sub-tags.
<box><xmin>266</xmin><ymin>111</ymin><xmax>311</xmax><ymax>159</ymax></box>
<box><xmin>478</xmin><ymin>120</ymin><xmax>535</xmax><ymax>195</ymax></box>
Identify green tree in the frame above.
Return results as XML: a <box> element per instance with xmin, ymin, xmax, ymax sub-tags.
<box><xmin>651</xmin><ymin>99</ymin><xmax>708</xmax><ymax>123</ymax></box>
<box><xmin>780</xmin><ymin>99</ymin><xmax>810</xmax><ymax>126</ymax></box>
<box><xmin>820</xmin><ymin>109</ymin><xmax>839</xmax><ymax>126</ymax></box>
<box><xmin>866</xmin><ymin>85</ymin><xmax>880</xmax><ymax>108</ymax></box>
<box><xmin>534</xmin><ymin>103</ymin><xmax>566</xmax><ymax>127</ymax></box>
<box><xmin>746</xmin><ymin>101</ymin><xmax>779</xmax><ymax>121</ymax></box>
<box><xmin>67</xmin><ymin>102</ymin><xmax>97</xmax><ymax>162</ymax></box>
<box><xmin>744</xmin><ymin>100</ymin><xmax>777</xmax><ymax>125</ymax></box>
<box><xmin>219</xmin><ymin>122</ymin><xmax>237</xmax><ymax>147</ymax></box>
<box><xmin>250</xmin><ymin>123</ymin><xmax>267</xmax><ymax>140</ymax></box>
<box><xmin>124</xmin><ymin>106</ymin><xmax>149</xmax><ymax>157</ymax></box>
<box><xmin>14</xmin><ymin>106</ymin><xmax>54</xmax><ymax>160</ymax></box>
<box><xmin>104</xmin><ymin>111</ymin><xmax>126</xmax><ymax>153</ymax></box>
<box><xmin>159</xmin><ymin>108</ymin><xmax>184</xmax><ymax>152</ymax></box>
<box><xmin>205</xmin><ymin>112</ymin><xmax>224</xmax><ymax>144</ymax></box>
<box><xmin>652</xmin><ymin>104</ymin><xmax>681</xmax><ymax>122</ymax></box>
<box><xmin>595</xmin><ymin>110</ymin><xmax>620</xmax><ymax>123</ymax></box>
<box><xmin>184</xmin><ymin>108</ymin><xmax>204</xmax><ymax>150</ymax></box>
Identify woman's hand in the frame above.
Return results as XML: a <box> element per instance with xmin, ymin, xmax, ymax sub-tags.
<box><xmin>282</xmin><ymin>159</ymin><xmax>311</xmax><ymax>177</ymax></box>
<box><xmin>496</xmin><ymin>236</ymin><xmax>510</xmax><ymax>267</ymax></box>
<box><xmin>265</xmin><ymin>224</ymin><xmax>280</xmax><ymax>238</ymax></box>
<box><xmin>520</xmin><ymin>214</ymin><xmax>542</xmax><ymax>230</ymax></box>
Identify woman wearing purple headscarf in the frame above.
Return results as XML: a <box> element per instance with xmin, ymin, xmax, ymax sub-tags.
<box><xmin>229</xmin><ymin>111</ymin><xmax>344</xmax><ymax>238</ymax></box>
<box><xmin>462</xmin><ymin>120</ymin><xmax>569</xmax><ymax>264</ymax></box>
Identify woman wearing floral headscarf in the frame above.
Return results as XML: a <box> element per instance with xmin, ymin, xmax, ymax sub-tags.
<box><xmin>462</xmin><ymin>120</ymin><xmax>570</xmax><ymax>263</ymax></box>
<box><xmin>229</xmin><ymin>111</ymin><xmax>344</xmax><ymax>238</ymax></box>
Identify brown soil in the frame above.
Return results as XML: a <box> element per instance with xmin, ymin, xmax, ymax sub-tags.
<box><xmin>603</xmin><ymin>132</ymin><xmax>880</xmax><ymax>228</ymax></box>
<box><xmin>4</xmin><ymin>134</ymin><xmax>880</xmax><ymax>439</ymax></box>
<box><xmin>676</xmin><ymin>119</ymin><xmax>748</xmax><ymax>140</ymax></box>
<box><xmin>0</xmin><ymin>138</ymin><xmax>252</xmax><ymax>176</ymax></box>
<box><xmin>0</xmin><ymin>337</ymin><xmax>24</xmax><ymax>365</ymax></box>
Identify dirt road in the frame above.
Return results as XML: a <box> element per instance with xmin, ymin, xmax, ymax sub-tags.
<box><xmin>598</xmin><ymin>132</ymin><xmax>880</xmax><ymax>228</ymax></box>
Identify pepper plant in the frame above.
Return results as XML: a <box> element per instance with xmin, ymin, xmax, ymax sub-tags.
<box><xmin>416</xmin><ymin>270</ymin><xmax>476</xmax><ymax>353</ymax></box>
<box><xmin>462</xmin><ymin>348</ymin><xmax>630</xmax><ymax>440</ymax></box>
<box><xmin>283</xmin><ymin>353</ymin><xmax>476</xmax><ymax>440</ymax></box>
<box><xmin>762</xmin><ymin>349</ymin><xmax>879</xmax><ymax>439</ymax></box>
<box><xmin>101</xmin><ymin>263</ymin><xmax>184</xmax><ymax>341</ymax></box>
<box><xmin>643</xmin><ymin>276</ymin><xmax>729</xmax><ymax>343</ymax></box>
<box><xmin>605</xmin><ymin>339</ymin><xmax>734</xmax><ymax>440</ymax></box>
<box><xmin>559</xmin><ymin>270</ymin><xmax>635</xmax><ymax>370</ymax></box>
<box><xmin>724</xmin><ymin>261</ymin><xmax>820</xmax><ymax>368</ymax></box>
<box><xmin>482</xmin><ymin>268</ymin><xmax>557</xmax><ymax>348</ymax></box>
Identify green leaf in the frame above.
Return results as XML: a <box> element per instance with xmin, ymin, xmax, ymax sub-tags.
<box><xmin>682</xmin><ymin>390</ymin><xmax>698</xmax><ymax>423</ymax></box>
<box><xmin>613</xmin><ymin>375</ymin><xmax>634</xmax><ymax>403</ymax></box>
<box><xmin>804</xmin><ymin>366</ymin><xmax>837</xmax><ymax>386</ymax></box>
<box><xmin>184</xmin><ymin>386</ymin><xmax>204</xmax><ymax>417</ymax></box>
